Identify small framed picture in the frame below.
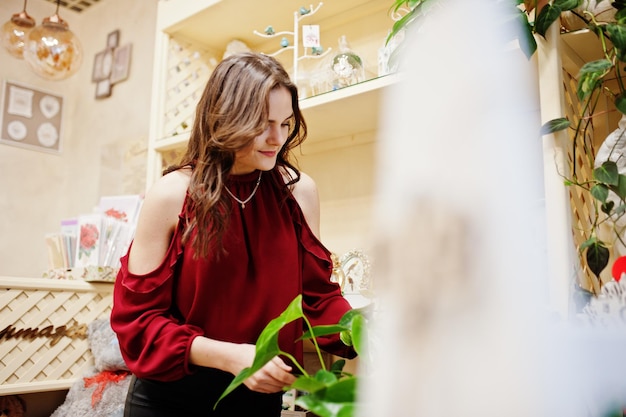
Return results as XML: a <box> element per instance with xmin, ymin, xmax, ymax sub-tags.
<box><xmin>95</xmin><ymin>79</ymin><xmax>112</xmax><ymax>100</ymax></box>
<box><xmin>92</xmin><ymin>48</ymin><xmax>114</xmax><ymax>82</ymax></box>
<box><xmin>0</xmin><ymin>80</ymin><xmax>64</xmax><ymax>154</ymax></box>
<box><xmin>107</xmin><ymin>29</ymin><xmax>120</xmax><ymax>49</ymax></box>
<box><xmin>339</xmin><ymin>249</ymin><xmax>371</xmax><ymax>295</ymax></box>
<box><xmin>110</xmin><ymin>43</ymin><xmax>132</xmax><ymax>84</ymax></box>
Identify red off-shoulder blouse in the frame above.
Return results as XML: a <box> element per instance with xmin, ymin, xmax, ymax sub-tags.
<box><xmin>111</xmin><ymin>168</ymin><xmax>355</xmax><ymax>381</ymax></box>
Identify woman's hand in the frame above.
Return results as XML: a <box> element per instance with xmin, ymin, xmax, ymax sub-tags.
<box><xmin>190</xmin><ymin>337</ymin><xmax>297</xmax><ymax>393</ymax></box>
<box><xmin>245</xmin><ymin>356</ymin><xmax>296</xmax><ymax>393</ymax></box>
<box><xmin>234</xmin><ymin>344</ymin><xmax>297</xmax><ymax>393</ymax></box>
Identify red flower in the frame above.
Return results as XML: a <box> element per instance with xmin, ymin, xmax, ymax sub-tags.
<box><xmin>611</xmin><ymin>256</ymin><xmax>626</xmax><ymax>282</ymax></box>
<box><xmin>104</xmin><ymin>208</ymin><xmax>127</xmax><ymax>221</ymax></box>
<box><xmin>80</xmin><ymin>224</ymin><xmax>99</xmax><ymax>249</ymax></box>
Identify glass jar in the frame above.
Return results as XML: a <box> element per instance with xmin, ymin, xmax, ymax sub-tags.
<box><xmin>330</xmin><ymin>35</ymin><xmax>364</xmax><ymax>90</ymax></box>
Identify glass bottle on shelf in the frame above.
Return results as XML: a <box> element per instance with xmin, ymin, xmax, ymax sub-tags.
<box><xmin>330</xmin><ymin>35</ymin><xmax>364</xmax><ymax>90</ymax></box>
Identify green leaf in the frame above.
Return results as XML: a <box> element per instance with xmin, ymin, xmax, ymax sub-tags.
<box><xmin>319</xmin><ymin>377</ymin><xmax>357</xmax><ymax>403</ymax></box>
<box><xmin>594</xmin><ymin>160</ymin><xmax>620</xmax><ymax>185</ymax></box>
<box><xmin>330</xmin><ymin>359</ymin><xmax>346</xmax><ymax>375</ymax></box>
<box><xmin>614</xmin><ymin>174</ymin><xmax>626</xmax><ymax>199</ymax></box>
<box><xmin>300</xmin><ymin>308</ymin><xmax>368</xmax><ymax>343</ymax></box>
<box><xmin>591</xmin><ymin>183</ymin><xmax>610</xmax><ymax>202</ymax></box>
<box><xmin>296</xmin><ymin>395</ymin><xmax>355</xmax><ymax>417</ymax></box>
<box><xmin>314</xmin><ymin>369</ymin><xmax>339</xmax><ymax>385</ymax></box>
<box><xmin>339</xmin><ymin>329</ymin><xmax>353</xmax><ymax>347</ymax></box>
<box><xmin>553</xmin><ymin>0</ymin><xmax>579</xmax><ymax>11</ymax></box>
<box><xmin>535</xmin><ymin>4</ymin><xmax>563</xmax><ymax>37</ymax></box>
<box><xmin>577</xmin><ymin>59</ymin><xmax>612</xmax><ymax>100</ymax></box>
<box><xmin>616</xmin><ymin>94</ymin><xmax>626</xmax><ymax>115</ymax></box>
<box><xmin>585</xmin><ymin>241</ymin><xmax>610</xmax><ymax>277</ymax></box>
<box><xmin>291</xmin><ymin>374</ymin><xmax>330</xmax><ymax>393</ymax></box>
<box><xmin>601</xmin><ymin>200</ymin><xmax>616</xmax><ymax>215</ymax></box>
<box><xmin>516</xmin><ymin>7</ymin><xmax>538</xmax><ymax>58</ymax></box>
<box><xmin>214</xmin><ymin>295</ymin><xmax>304</xmax><ymax>408</ymax></box>
<box><xmin>296</xmin><ymin>377</ymin><xmax>358</xmax><ymax>417</ymax></box>
<box><xmin>387</xmin><ymin>9</ymin><xmax>417</xmax><ymax>44</ymax></box>
<box><xmin>576</xmin><ymin>73</ymin><xmax>602</xmax><ymax>101</ymax></box>
<box><xmin>577</xmin><ymin>59</ymin><xmax>613</xmax><ymax>100</ymax></box>
<box><xmin>300</xmin><ymin>324</ymin><xmax>350</xmax><ymax>341</ymax></box>
<box><xmin>540</xmin><ymin>117</ymin><xmax>570</xmax><ymax>134</ymax></box>
<box><xmin>338</xmin><ymin>308</ymin><xmax>368</xmax><ymax>327</ymax></box>
<box><xmin>616</xmin><ymin>8</ymin><xmax>626</xmax><ymax>24</ymax></box>
<box><xmin>606</xmin><ymin>24</ymin><xmax>626</xmax><ymax>56</ymax></box>
<box><xmin>579</xmin><ymin>236</ymin><xmax>597</xmax><ymax>252</ymax></box>
<box><xmin>350</xmin><ymin>314</ymin><xmax>366</xmax><ymax>356</ymax></box>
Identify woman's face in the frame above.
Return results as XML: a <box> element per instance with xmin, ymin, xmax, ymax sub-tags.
<box><xmin>231</xmin><ymin>86</ymin><xmax>294</xmax><ymax>175</ymax></box>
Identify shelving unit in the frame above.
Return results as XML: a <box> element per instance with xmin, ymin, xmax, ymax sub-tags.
<box><xmin>147</xmin><ymin>0</ymin><xmax>397</xmax><ymax>254</ymax></box>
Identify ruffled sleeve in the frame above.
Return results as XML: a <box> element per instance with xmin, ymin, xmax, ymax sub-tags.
<box><xmin>110</xmin><ymin>219</ymin><xmax>205</xmax><ymax>381</ymax></box>
<box><xmin>289</xmin><ymin>197</ymin><xmax>357</xmax><ymax>360</ymax></box>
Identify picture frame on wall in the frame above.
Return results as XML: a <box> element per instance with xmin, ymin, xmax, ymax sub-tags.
<box><xmin>95</xmin><ymin>79</ymin><xmax>112</xmax><ymax>99</ymax></box>
<box><xmin>0</xmin><ymin>80</ymin><xmax>63</xmax><ymax>154</ymax></box>
<box><xmin>92</xmin><ymin>48</ymin><xmax>114</xmax><ymax>82</ymax></box>
<box><xmin>107</xmin><ymin>29</ymin><xmax>120</xmax><ymax>49</ymax></box>
<box><xmin>110</xmin><ymin>43</ymin><xmax>132</xmax><ymax>84</ymax></box>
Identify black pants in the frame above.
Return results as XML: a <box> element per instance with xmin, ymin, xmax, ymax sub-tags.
<box><xmin>123</xmin><ymin>368</ymin><xmax>283</xmax><ymax>417</ymax></box>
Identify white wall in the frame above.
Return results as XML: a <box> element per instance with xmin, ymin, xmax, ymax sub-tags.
<box><xmin>0</xmin><ymin>0</ymin><xmax>157</xmax><ymax>277</ymax></box>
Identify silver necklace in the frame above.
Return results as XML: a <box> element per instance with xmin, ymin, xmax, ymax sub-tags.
<box><xmin>224</xmin><ymin>171</ymin><xmax>262</xmax><ymax>209</ymax></box>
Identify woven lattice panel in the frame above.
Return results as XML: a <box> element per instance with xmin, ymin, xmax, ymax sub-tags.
<box><xmin>161</xmin><ymin>36</ymin><xmax>219</xmax><ymax>139</ymax></box>
<box><xmin>0</xmin><ymin>279</ymin><xmax>113</xmax><ymax>394</ymax></box>
<box><xmin>562</xmin><ymin>69</ymin><xmax>603</xmax><ymax>294</ymax></box>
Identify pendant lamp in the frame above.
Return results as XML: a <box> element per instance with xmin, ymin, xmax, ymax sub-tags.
<box><xmin>23</xmin><ymin>0</ymin><xmax>83</xmax><ymax>81</ymax></box>
<box><xmin>1</xmin><ymin>0</ymin><xmax>36</xmax><ymax>59</ymax></box>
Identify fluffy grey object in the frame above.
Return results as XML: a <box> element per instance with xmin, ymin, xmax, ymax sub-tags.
<box><xmin>87</xmin><ymin>318</ymin><xmax>129</xmax><ymax>372</ymax></box>
<box><xmin>50</xmin><ymin>367</ymin><xmax>130</xmax><ymax>417</ymax></box>
<box><xmin>50</xmin><ymin>317</ymin><xmax>130</xmax><ymax>417</ymax></box>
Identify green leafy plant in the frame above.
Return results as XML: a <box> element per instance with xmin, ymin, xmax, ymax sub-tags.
<box><xmin>536</xmin><ymin>0</ymin><xmax>626</xmax><ymax>291</ymax></box>
<box><xmin>214</xmin><ymin>295</ymin><xmax>370</xmax><ymax>417</ymax></box>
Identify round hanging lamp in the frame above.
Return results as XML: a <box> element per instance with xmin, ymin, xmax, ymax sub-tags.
<box><xmin>0</xmin><ymin>0</ymin><xmax>36</xmax><ymax>59</ymax></box>
<box><xmin>23</xmin><ymin>1</ymin><xmax>83</xmax><ymax>81</ymax></box>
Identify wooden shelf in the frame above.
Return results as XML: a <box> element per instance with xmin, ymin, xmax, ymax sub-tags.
<box><xmin>301</xmin><ymin>73</ymin><xmax>398</xmax><ymax>143</ymax></box>
<box><xmin>153</xmin><ymin>73</ymin><xmax>398</xmax><ymax>152</ymax></box>
<box><xmin>159</xmin><ymin>0</ymin><xmax>389</xmax><ymax>51</ymax></box>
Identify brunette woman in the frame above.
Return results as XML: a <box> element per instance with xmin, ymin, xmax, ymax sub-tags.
<box><xmin>111</xmin><ymin>52</ymin><xmax>355</xmax><ymax>417</ymax></box>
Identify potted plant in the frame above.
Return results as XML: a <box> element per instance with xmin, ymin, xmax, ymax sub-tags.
<box><xmin>215</xmin><ymin>295</ymin><xmax>370</xmax><ymax>417</ymax></box>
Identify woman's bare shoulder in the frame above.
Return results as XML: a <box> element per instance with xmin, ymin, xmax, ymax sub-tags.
<box><xmin>279</xmin><ymin>167</ymin><xmax>321</xmax><ymax>237</ymax></box>
<box><xmin>141</xmin><ymin>168</ymin><xmax>191</xmax><ymax>219</ymax></box>
<box><xmin>127</xmin><ymin>168</ymin><xmax>191</xmax><ymax>273</ymax></box>
<box><xmin>279</xmin><ymin>166</ymin><xmax>315</xmax><ymax>191</ymax></box>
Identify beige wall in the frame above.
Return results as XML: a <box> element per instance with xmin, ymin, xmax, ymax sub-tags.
<box><xmin>0</xmin><ymin>0</ymin><xmax>156</xmax><ymax>277</ymax></box>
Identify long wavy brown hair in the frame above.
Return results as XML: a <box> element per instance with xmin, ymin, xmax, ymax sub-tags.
<box><xmin>164</xmin><ymin>52</ymin><xmax>307</xmax><ymax>257</ymax></box>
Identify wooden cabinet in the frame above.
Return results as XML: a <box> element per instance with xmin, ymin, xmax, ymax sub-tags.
<box><xmin>0</xmin><ymin>277</ymin><xmax>113</xmax><ymax>416</ymax></box>
<box><xmin>147</xmin><ymin>0</ymin><xmax>397</xmax><ymax>253</ymax></box>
